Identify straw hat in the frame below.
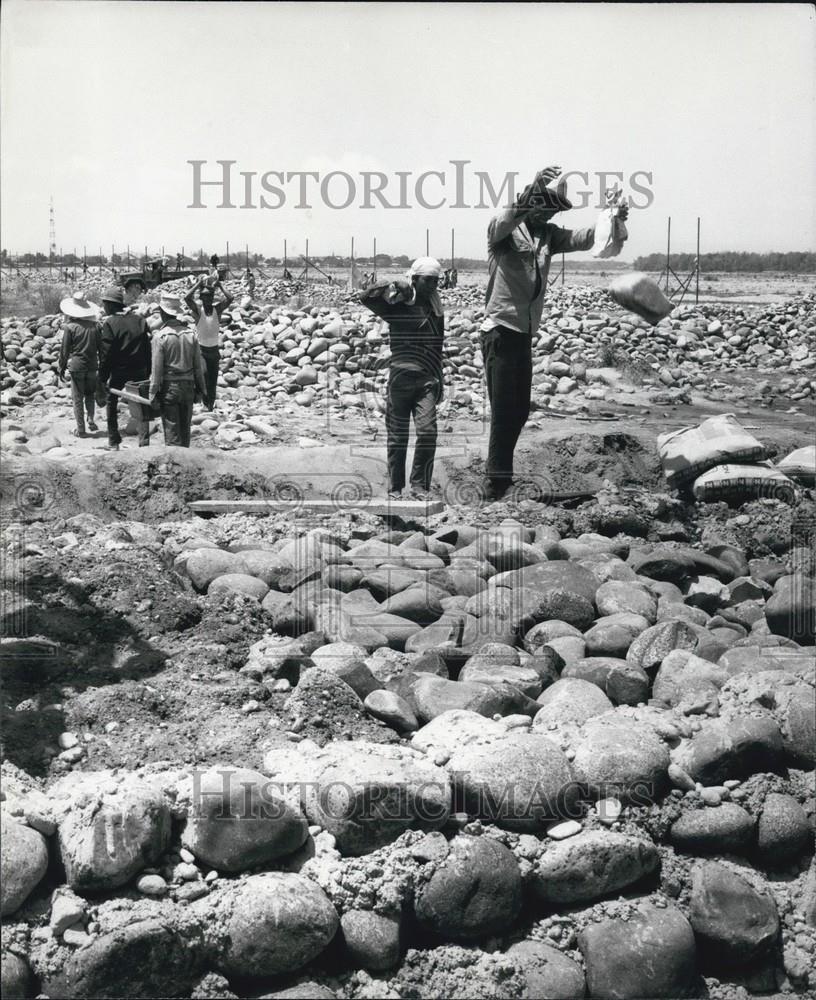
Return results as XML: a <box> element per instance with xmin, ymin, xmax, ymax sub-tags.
<box><xmin>159</xmin><ymin>294</ymin><xmax>185</xmax><ymax>317</ymax></box>
<box><xmin>60</xmin><ymin>292</ymin><xmax>99</xmax><ymax>319</ymax></box>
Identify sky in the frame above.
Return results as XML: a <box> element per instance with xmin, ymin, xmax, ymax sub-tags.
<box><xmin>2</xmin><ymin>1</ymin><xmax>815</xmax><ymax>262</ymax></box>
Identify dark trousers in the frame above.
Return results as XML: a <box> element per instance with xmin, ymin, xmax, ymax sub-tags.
<box><xmin>199</xmin><ymin>345</ymin><xmax>220</xmax><ymax>410</ymax></box>
<box><xmin>69</xmin><ymin>371</ymin><xmax>97</xmax><ymax>433</ymax></box>
<box><xmin>386</xmin><ymin>368</ymin><xmax>440</xmax><ymax>492</ymax></box>
<box><xmin>107</xmin><ymin>375</ymin><xmax>151</xmax><ymax>446</ymax></box>
<box><xmin>480</xmin><ymin>327</ymin><xmax>533</xmax><ymax>485</ymax></box>
<box><xmin>160</xmin><ymin>380</ymin><xmax>195</xmax><ymax>448</ymax></box>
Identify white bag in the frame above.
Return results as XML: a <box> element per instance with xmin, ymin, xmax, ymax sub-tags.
<box><xmin>594</xmin><ymin>189</ymin><xmax>629</xmax><ymax>259</ymax></box>
<box><xmin>657</xmin><ymin>414</ymin><xmax>766</xmax><ymax>487</ymax></box>
<box><xmin>776</xmin><ymin>445</ymin><xmax>816</xmax><ymax>486</ymax></box>
<box><xmin>692</xmin><ymin>464</ymin><xmax>796</xmax><ymax>505</ymax></box>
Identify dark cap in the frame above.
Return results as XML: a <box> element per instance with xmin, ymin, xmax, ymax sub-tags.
<box><xmin>124</xmin><ymin>276</ymin><xmax>146</xmax><ymax>291</ymax></box>
<box><xmin>102</xmin><ymin>286</ymin><xmax>125</xmax><ymax>305</ymax></box>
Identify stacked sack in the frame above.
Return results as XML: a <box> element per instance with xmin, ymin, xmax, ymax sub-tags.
<box><xmin>658</xmin><ymin>414</ymin><xmax>814</xmax><ymax>504</ymax></box>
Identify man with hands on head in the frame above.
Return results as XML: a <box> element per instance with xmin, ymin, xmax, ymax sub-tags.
<box><xmin>480</xmin><ymin>164</ymin><xmax>629</xmax><ymax>500</ymax></box>
<box><xmin>357</xmin><ymin>257</ymin><xmax>445</xmax><ymax>500</ymax></box>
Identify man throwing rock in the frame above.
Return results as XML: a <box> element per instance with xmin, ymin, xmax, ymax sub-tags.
<box><xmin>481</xmin><ymin>166</ymin><xmax>629</xmax><ymax>499</ymax></box>
<box><xmin>358</xmin><ymin>257</ymin><xmax>445</xmax><ymax>499</ymax></box>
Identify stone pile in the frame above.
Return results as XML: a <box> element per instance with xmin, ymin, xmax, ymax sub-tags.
<box><xmin>2</xmin><ymin>515</ymin><xmax>814</xmax><ymax>998</ymax></box>
<box><xmin>2</xmin><ymin>283</ymin><xmax>814</xmax><ymax>417</ymax></box>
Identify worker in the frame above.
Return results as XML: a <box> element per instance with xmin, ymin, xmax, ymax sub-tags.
<box><xmin>98</xmin><ymin>286</ymin><xmax>153</xmax><ymax>451</ymax></box>
<box><xmin>358</xmin><ymin>256</ymin><xmax>445</xmax><ymax>499</ymax></box>
<box><xmin>124</xmin><ymin>276</ymin><xmax>146</xmax><ymax>307</ymax></box>
<box><xmin>243</xmin><ymin>267</ymin><xmax>256</xmax><ymax>296</ymax></box>
<box><xmin>480</xmin><ymin>165</ymin><xmax>630</xmax><ymax>499</ymax></box>
<box><xmin>58</xmin><ymin>292</ymin><xmax>101</xmax><ymax>438</ymax></box>
<box><xmin>184</xmin><ymin>276</ymin><xmax>234</xmax><ymax>411</ymax></box>
<box><xmin>149</xmin><ymin>293</ymin><xmax>206</xmax><ymax>447</ymax></box>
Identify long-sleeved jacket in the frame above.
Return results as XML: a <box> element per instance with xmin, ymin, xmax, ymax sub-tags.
<box><xmin>482</xmin><ymin>207</ymin><xmax>595</xmax><ymax>335</ymax></box>
<box><xmin>98</xmin><ymin>313</ymin><xmax>152</xmax><ymax>384</ymax></box>
<box><xmin>59</xmin><ymin>319</ymin><xmax>100</xmax><ymax>375</ymax></box>
<box><xmin>359</xmin><ymin>283</ymin><xmax>444</xmax><ymax>379</ymax></box>
<box><xmin>149</xmin><ymin>323</ymin><xmax>206</xmax><ymax>399</ymax></box>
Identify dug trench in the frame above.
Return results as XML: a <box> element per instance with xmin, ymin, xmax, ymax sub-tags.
<box><xmin>1</xmin><ymin>423</ymin><xmax>814</xmax><ymax>1000</ymax></box>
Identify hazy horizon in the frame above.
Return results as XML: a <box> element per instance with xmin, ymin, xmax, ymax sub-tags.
<box><xmin>2</xmin><ymin>2</ymin><xmax>814</xmax><ymax>261</ymax></box>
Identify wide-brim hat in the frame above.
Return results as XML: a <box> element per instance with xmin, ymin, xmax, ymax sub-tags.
<box><xmin>60</xmin><ymin>292</ymin><xmax>99</xmax><ymax>319</ymax></box>
<box><xmin>159</xmin><ymin>294</ymin><xmax>185</xmax><ymax>318</ymax></box>
<box><xmin>533</xmin><ymin>175</ymin><xmax>573</xmax><ymax>213</ymax></box>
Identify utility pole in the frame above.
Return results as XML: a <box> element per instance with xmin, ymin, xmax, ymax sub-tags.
<box><xmin>695</xmin><ymin>217</ymin><xmax>701</xmax><ymax>305</ymax></box>
<box><xmin>665</xmin><ymin>217</ymin><xmax>671</xmax><ymax>294</ymax></box>
<box><xmin>426</xmin><ymin>228</ymin><xmax>429</xmax><ymax>256</ymax></box>
<box><xmin>284</xmin><ymin>239</ymin><xmax>287</xmax><ymax>275</ymax></box>
<box><xmin>49</xmin><ymin>196</ymin><xmax>56</xmax><ymax>274</ymax></box>
<box><xmin>305</xmin><ymin>239</ymin><xmax>309</xmax><ymax>282</ymax></box>
<box><xmin>350</xmin><ymin>236</ymin><xmax>355</xmax><ymax>289</ymax></box>
<box><xmin>451</xmin><ymin>228</ymin><xmax>455</xmax><ymax>271</ymax></box>
<box><xmin>373</xmin><ymin>237</ymin><xmax>377</xmax><ymax>283</ymax></box>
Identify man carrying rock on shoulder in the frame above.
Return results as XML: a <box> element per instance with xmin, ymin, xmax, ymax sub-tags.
<box><xmin>481</xmin><ymin>165</ymin><xmax>629</xmax><ymax>500</ymax></box>
<box><xmin>357</xmin><ymin>257</ymin><xmax>445</xmax><ymax>499</ymax></box>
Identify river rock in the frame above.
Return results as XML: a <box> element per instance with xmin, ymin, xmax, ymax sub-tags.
<box><xmin>563</xmin><ymin>657</ymin><xmax>649</xmax><ymax>706</ymax></box>
<box><xmin>579</xmin><ymin>902</ymin><xmax>697</xmax><ymax>999</ymax></box>
<box><xmin>570</xmin><ymin>716</ymin><xmax>670</xmax><ymax>803</ymax></box>
<box><xmin>364</xmin><ymin>689</ymin><xmax>418</xmax><ymax>732</ymax></box>
<box><xmin>411</xmin><ymin>710</ymin><xmax>505</xmax><ymax>758</ymax></box>
<box><xmin>626</xmin><ymin>620</ymin><xmax>699</xmax><ymax>672</ymax></box>
<box><xmin>532</xmin><ymin>830</ymin><xmax>658</xmax><ymax>904</ymax></box>
<box><xmin>185</xmin><ymin>548</ymin><xmax>248</xmax><ymax>591</ymax></box>
<box><xmin>669</xmin><ymin>803</ymin><xmax>755</xmax><ymax>855</ymax></box>
<box><xmin>414</xmin><ymin>834</ymin><xmax>522</xmax><ymax>941</ymax></box>
<box><xmin>671</xmin><ymin>714</ymin><xmax>785</xmax><ymax>785</ymax></box>
<box><xmin>340</xmin><ymin>909</ymin><xmax>401</xmax><ymax>970</ymax></box>
<box><xmin>263</xmin><ymin>740</ymin><xmax>450</xmax><ymax>855</ymax></box>
<box><xmin>0</xmin><ymin>815</ymin><xmax>49</xmax><ymax>916</ymax></box>
<box><xmin>446</xmin><ymin>732</ymin><xmax>577</xmax><ymax>829</ymax></box>
<box><xmin>689</xmin><ymin>861</ymin><xmax>779</xmax><ymax>965</ymax></box>
<box><xmin>595</xmin><ymin>581</ymin><xmax>657</xmax><ymax>622</ymax></box>
<box><xmin>0</xmin><ymin>952</ymin><xmax>31</xmax><ymax>999</ymax></box>
<box><xmin>534</xmin><ymin>678</ymin><xmax>614</xmax><ymax>731</ymax></box>
<box><xmin>756</xmin><ymin>792</ymin><xmax>811</xmax><ymax>866</ymax></box>
<box><xmin>44</xmin><ymin>919</ymin><xmax>201</xmax><ymax>999</ymax></box>
<box><xmin>765</xmin><ymin>573</ymin><xmax>815</xmax><ymax>644</ymax></box>
<box><xmin>506</xmin><ymin>940</ymin><xmax>586</xmax><ymax>999</ymax></box>
<box><xmin>51</xmin><ymin>772</ymin><xmax>170</xmax><ymax>891</ymax></box>
<box><xmin>181</xmin><ymin>767</ymin><xmax>308</xmax><ymax>872</ymax></box>
<box><xmin>214</xmin><ymin>873</ymin><xmax>338</xmax><ymax>976</ymax></box>
<box><xmin>208</xmin><ymin>573</ymin><xmax>269</xmax><ymax>601</ymax></box>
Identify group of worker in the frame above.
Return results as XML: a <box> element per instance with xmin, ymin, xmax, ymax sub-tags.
<box><xmin>58</xmin><ymin>167</ymin><xmax>630</xmax><ymax>500</ymax></box>
<box><xmin>357</xmin><ymin>166</ymin><xmax>629</xmax><ymax>500</ymax></box>
<box><xmin>58</xmin><ymin>269</ymin><xmax>233</xmax><ymax>449</ymax></box>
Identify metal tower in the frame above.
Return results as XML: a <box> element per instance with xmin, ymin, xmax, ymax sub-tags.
<box><xmin>49</xmin><ymin>197</ymin><xmax>57</xmax><ymax>261</ymax></box>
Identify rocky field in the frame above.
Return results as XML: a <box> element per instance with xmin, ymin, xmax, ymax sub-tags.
<box><xmin>1</xmin><ymin>275</ymin><xmax>815</xmax><ymax>1000</ymax></box>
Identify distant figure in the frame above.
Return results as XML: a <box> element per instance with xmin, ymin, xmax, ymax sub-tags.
<box><xmin>184</xmin><ymin>276</ymin><xmax>234</xmax><ymax>411</ymax></box>
<box><xmin>82</xmin><ymin>261</ymin><xmax>88</xmax><ymax>276</ymax></box>
<box><xmin>98</xmin><ymin>286</ymin><xmax>153</xmax><ymax>451</ymax></box>
<box><xmin>149</xmin><ymin>294</ymin><xmax>206</xmax><ymax>448</ymax></box>
<box><xmin>58</xmin><ymin>292</ymin><xmax>101</xmax><ymax>438</ymax></box>
<box><xmin>450</xmin><ymin>267</ymin><xmax>458</xmax><ymax>288</ymax></box>
<box><xmin>283</xmin><ymin>267</ymin><xmax>293</xmax><ymax>280</ymax></box>
<box><xmin>243</xmin><ymin>267</ymin><xmax>256</xmax><ymax>296</ymax></box>
<box><xmin>176</xmin><ymin>253</ymin><xmax>183</xmax><ymax>272</ymax></box>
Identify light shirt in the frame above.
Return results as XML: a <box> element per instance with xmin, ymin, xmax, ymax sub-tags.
<box><xmin>196</xmin><ymin>310</ymin><xmax>221</xmax><ymax>347</ymax></box>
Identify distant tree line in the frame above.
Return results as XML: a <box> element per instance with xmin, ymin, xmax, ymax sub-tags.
<box><xmin>633</xmin><ymin>251</ymin><xmax>816</xmax><ymax>273</ymax></box>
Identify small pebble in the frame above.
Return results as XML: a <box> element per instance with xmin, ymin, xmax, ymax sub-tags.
<box><xmin>547</xmin><ymin>820</ymin><xmax>582</xmax><ymax>840</ymax></box>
